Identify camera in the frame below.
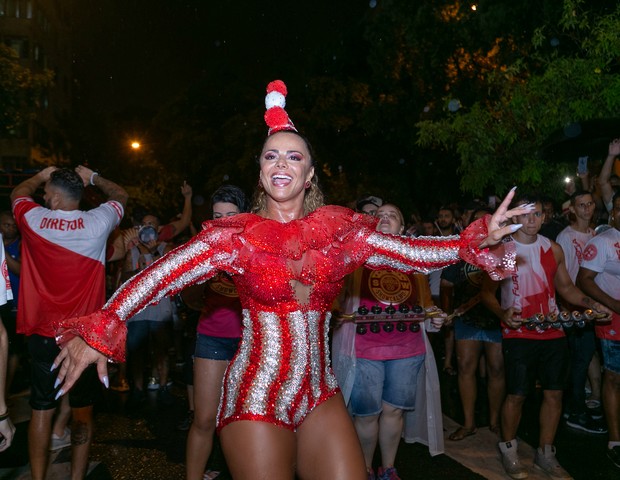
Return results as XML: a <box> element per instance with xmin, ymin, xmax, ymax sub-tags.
<box><xmin>138</xmin><ymin>225</ymin><xmax>158</xmax><ymax>244</ymax></box>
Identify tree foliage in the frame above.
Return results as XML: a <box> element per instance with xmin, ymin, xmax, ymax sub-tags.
<box><xmin>416</xmin><ymin>0</ymin><xmax>620</xmax><ymax>197</ymax></box>
<box><xmin>0</xmin><ymin>45</ymin><xmax>53</xmax><ymax>134</ymax></box>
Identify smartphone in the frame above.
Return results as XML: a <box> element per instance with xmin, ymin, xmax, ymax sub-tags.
<box><xmin>577</xmin><ymin>156</ymin><xmax>588</xmax><ymax>175</ymax></box>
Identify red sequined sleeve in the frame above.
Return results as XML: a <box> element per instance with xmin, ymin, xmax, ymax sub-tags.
<box><xmin>55</xmin><ymin>224</ymin><xmax>238</xmax><ymax>362</ymax></box>
<box><xmin>365</xmin><ymin>215</ymin><xmax>515</xmax><ymax>280</ymax></box>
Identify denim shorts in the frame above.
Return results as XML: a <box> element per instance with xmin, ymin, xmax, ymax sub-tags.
<box><xmin>28</xmin><ymin>335</ymin><xmax>99</xmax><ymax>410</ymax></box>
<box><xmin>195</xmin><ymin>334</ymin><xmax>240</xmax><ymax>361</ymax></box>
<box><xmin>454</xmin><ymin>318</ymin><xmax>502</xmax><ymax>343</ymax></box>
<box><xmin>600</xmin><ymin>339</ymin><xmax>620</xmax><ymax>375</ymax></box>
<box><xmin>350</xmin><ymin>355</ymin><xmax>425</xmax><ymax>416</ymax></box>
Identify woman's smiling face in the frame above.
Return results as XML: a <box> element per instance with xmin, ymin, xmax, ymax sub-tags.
<box><xmin>259</xmin><ymin>131</ymin><xmax>314</xmax><ymax>206</ymax></box>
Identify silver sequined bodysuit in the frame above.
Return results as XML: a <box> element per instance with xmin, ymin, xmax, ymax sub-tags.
<box><xmin>56</xmin><ymin>205</ymin><xmax>514</xmax><ymax>430</ymax></box>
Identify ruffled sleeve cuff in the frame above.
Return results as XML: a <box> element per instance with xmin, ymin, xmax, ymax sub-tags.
<box><xmin>55</xmin><ymin>310</ymin><xmax>127</xmax><ymax>363</ymax></box>
<box><xmin>458</xmin><ymin>215</ymin><xmax>516</xmax><ymax>281</ymax></box>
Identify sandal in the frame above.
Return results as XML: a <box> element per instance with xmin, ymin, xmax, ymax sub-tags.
<box><xmin>448</xmin><ymin>426</ymin><xmax>476</xmax><ymax>441</ymax></box>
<box><xmin>203</xmin><ymin>470</ymin><xmax>220</xmax><ymax>480</ymax></box>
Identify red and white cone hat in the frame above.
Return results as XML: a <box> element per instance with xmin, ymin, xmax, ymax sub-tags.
<box><xmin>264</xmin><ymin>80</ymin><xmax>297</xmax><ymax>135</ymax></box>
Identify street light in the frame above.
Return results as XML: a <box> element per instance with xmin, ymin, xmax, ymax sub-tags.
<box><xmin>131</xmin><ymin>141</ymin><xmax>141</xmax><ymax>150</ymax></box>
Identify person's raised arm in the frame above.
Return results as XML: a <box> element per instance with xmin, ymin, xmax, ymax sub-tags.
<box><xmin>165</xmin><ymin>182</ymin><xmax>193</xmax><ymax>239</ymax></box>
<box><xmin>597</xmin><ymin>138</ymin><xmax>620</xmax><ymax>211</ymax></box>
<box><xmin>53</xmin><ymin>221</ymin><xmax>231</xmax><ymax>395</ymax></box>
<box><xmin>74</xmin><ymin>165</ymin><xmax>128</xmax><ymax>209</ymax></box>
<box><xmin>365</xmin><ymin>188</ymin><xmax>533</xmax><ymax>281</ymax></box>
<box><xmin>10</xmin><ymin>166</ymin><xmax>57</xmax><ymax>202</ymax></box>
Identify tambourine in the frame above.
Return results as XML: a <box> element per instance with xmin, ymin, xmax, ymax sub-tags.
<box><xmin>337</xmin><ymin>304</ymin><xmax>444</xmax><ymax>335</ymax></box>
<box><xmin>518</xmin><ymin>309</ymin><xmax>608</xmax><ymax>331</ymax></box>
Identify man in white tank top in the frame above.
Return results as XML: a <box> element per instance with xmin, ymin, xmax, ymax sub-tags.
<box><xmin>482</xmin><ymin>193</ymin><xmax>610</xmax><ymax>480</ymax></box>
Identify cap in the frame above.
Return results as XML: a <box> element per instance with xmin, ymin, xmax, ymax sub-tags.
<box><xmin>356</xmin><ymin>195</ymin><xmax>383</xmax><ymax>211</ymax></box>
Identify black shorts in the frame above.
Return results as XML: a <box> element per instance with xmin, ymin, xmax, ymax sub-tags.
<box><xmin>28</xmin><ymin>335</ymin><xmax>100</xmax><ymax>410</ymax></box>
<box><xmin>502</xmin><ymin>337</ymin><xmax>569</xmax><ymax>396</ymax></box>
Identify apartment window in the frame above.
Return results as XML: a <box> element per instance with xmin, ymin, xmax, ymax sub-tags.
<box><xmin>34</xmin><ymin>44</ymin><xmax>47</xmax><ymax>68</ymax></box>
<box><xmin>1</xmin><ymin>0</ymin><xmax>16</xmax><ymax>17</ymax></box>
<box><xmin>15</xmin><ymin>0</ymin><xmax>32</xmax><ymax>18</ymax></box>
<box><xmin>6</xmin><ymin>37</ymin><xmax>29</xmax><ymax>59</ymax></box>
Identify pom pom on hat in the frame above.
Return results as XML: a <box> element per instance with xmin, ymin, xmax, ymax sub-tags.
<box><xmin>264</xmin><ymin>80</ymin><xmax>297</xmax><ymax>135</ymax></box>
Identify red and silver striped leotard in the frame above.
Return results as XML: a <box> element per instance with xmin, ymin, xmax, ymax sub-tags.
<box><xmin>56</xmin><ymin>205</ymin><xmax>514</xmax><ymax>430</ymax></box>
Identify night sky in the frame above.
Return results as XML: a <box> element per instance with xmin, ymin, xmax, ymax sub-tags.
<box><xmin>73</xmin><ymin>0</ymin><xmax>372</xmax><ymax>116</ymax></box>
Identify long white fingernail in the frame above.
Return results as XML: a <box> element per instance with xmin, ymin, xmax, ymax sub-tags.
<box><xmin>54</xmin><ymin>378</ymin><xmax>61</xmax><ymax>389</ymax></box>
<box><xmin>510</xmin><ymin>186</ymin><xmax>517</xmax><ymax>192</ymax></box>
<box><xmin>509</xmin><ymin>224</ymin><xmax>522</xmax><ymax>232</ymax></box>
<box><xmin>102</xmin><ymin>376</ymin><xmax>109</xmax><ymax>389</ymax></box>
<box><xmin>50</xmin><ymin>363</ymin><xmax>56</xmax><ymax>372</ymax></box>
<box><xmin>55</xmin><ymin>389</ymin><xmax>64</xmax><ymax>400</ymax></box>
<box><xmin>523</xmin><ymin>203</ymin><xmax>536</xmax><ymax>210</ymax></box>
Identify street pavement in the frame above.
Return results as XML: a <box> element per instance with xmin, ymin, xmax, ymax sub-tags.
<box><xmin>0</xmin><ymin>356</ymin><xmax>616</xmax><ymax>479</ymax></box>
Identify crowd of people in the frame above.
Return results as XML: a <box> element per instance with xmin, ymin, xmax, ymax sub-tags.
<box><xmin>0</xmin><ymin>81</ymin><xmax>618</xmax><ymax>480</ymax></box>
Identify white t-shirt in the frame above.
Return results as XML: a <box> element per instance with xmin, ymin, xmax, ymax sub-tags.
<box><xmin>556</xmin><ymin>225</ymin><xmax>594</xmax><ymax>282</ymax></box>
<box><xmin>581</xmin><ymin>228</ymin><xmax>620</xmax><ymax>340</ymax></box>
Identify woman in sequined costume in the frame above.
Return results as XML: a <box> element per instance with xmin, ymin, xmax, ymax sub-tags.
<box><xmin>52</xmin><ymin>81</ymin><xmax>532</xmax><ymax>479</ymax></box>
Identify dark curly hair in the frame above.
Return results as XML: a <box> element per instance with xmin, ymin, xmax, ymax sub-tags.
<box><xmin>212</xmin><ymin>184</ymin><xmax>250</xmax><ymax>213</ymax></box>
<box><xmin>49</xmin><ymin>168</ymin><xmax>84</xmax><ymax>202</ymax></box>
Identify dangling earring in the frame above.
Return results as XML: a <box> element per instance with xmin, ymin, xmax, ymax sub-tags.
<box><xmin>305</xmin><ymin>181</ymin><xmax>311</xmax><ymax>189</ymax></box>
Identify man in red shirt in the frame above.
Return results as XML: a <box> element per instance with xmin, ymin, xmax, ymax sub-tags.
<box><xmin>11</xmin><ymin>165</ymin><xmax>127</xmax><ymax>480</ymax></box>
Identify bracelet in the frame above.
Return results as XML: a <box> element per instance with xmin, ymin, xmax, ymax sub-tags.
<box><xmin>0</xmin><ymin>410</ymin><xmax>9</xmax><ymax>422</ymax></box>
<box><xmin>89</xmin><ymin>172</ymin><xmax>99</xmax><ymax>186</ymax></box>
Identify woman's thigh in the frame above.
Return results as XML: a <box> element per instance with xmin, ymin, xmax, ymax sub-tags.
<box><xmin>193</xmin><ymin>357</ymin><xmax>228</xmax><ymax>427</ymax></box>
<box><xmin>220</xmin><ymin>420</ymin><xmax>297</xmax><ymax>480</ymax></box>
<box><xmin>455</xmin><ymin>339</ymin><xmax>483</xmax><ymax>372</ymax></box>
<box><xmin>483</xmin><ymin>341</ymin><xmax>505</xmax><ymax>377</ymax></box>
<box><xmin>296</xmin><ymin>394</ymin><xmax>366</xmax><ymax>480</ymax></box>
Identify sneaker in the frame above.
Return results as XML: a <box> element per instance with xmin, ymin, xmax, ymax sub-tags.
<box><xmin>50</xmin><ymin>427</ymin><xmax>71</xmax><ymax>451</ymax></box>
<box><xmin>177</xmin><ymin>410</ymin><xmax>194</xmax><ymax>431</ymax></box>
<box><xmin>378</xmin><ymin>466</ymin><xmax>401</xmax><ymax>480</ymax></box>
<box><xmin>499</xmin><ymin>440</ymin><xmax>528</xmax><ymax>479</ymax></box>
<box><xmin>534</xmin><ymin>445</ymin><xmax>572</xmax><ymax>479</ymax></box>
<box><xmin>158</xmin><ymin>385</ymin><xmax>175</xmax><ymax>406</ymax></box>
<box><xmin>147</xmin><ymin>377</ymin><xmax>160</xmax><ymax>390</ymax></box>
<box><xmin>565</xmin><ymin>412</ymin><xmax>607</xmax><ymax>434</ymax></box>
<box><xmin>586</xmin><ymin>401</ymin><xmax>603</xmax><ymax>419</ymax></box>
<box><xmin>607</xmin><ymin>445</ymin><xmax>620</xmax><ymax>469</ymax></box>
